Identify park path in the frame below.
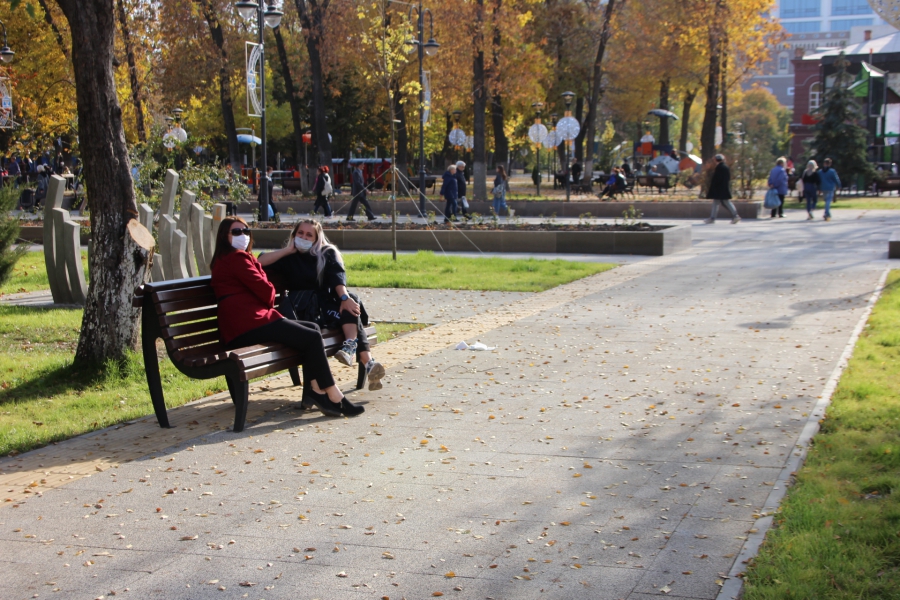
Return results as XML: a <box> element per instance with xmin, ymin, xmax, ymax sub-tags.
<box><xmin>0</xmin><ymin>209</ymin><xmax>898</xmax><ymax>600</ymax></box>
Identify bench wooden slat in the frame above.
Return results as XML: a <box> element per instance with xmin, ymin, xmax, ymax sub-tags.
<box><xmin>165</xmin><ymin>330</ymin><xmax>220</xmax><ymax>353</ymax></box>
<box><xmin>153</xmin><ymin>285</ymin><xmax>218</xmax><ymax>303</ymax></box>
<box><xmin>241</xmin><ymin>356</ymin><xmax>315</xmax><ymax>382</ymax></box>
<box><xmin>155</xmin><ymin>294</ymin><xmax>218</xmax><ymax>315</ymax></box>
<box><xmin>160</xmin><ymin>307</ymin><xmax>218</xmax><ymax>328</ymax></box>
<box><xmin>165</xmin><ymin>318</ymin><xmax>219</xmax><ymax>339</ymax></box>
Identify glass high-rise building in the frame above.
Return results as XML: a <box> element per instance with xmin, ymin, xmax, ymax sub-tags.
<box><xmin>776</xmin><ymin>0</ymin><xmax>885</xmax><ymax>33</ymax></box>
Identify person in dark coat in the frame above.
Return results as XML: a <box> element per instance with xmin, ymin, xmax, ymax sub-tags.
<box><xmin>313</xmin><ymin>165</ymin><xmax>333</xmax><ymax>217</ymax></box>
<box><xmin>571</xmin><ymin>159</ymin><xmax>583</xmax><ymax>185</ymax></box>
<box><xmin>455</xmin><ymin>160</ymin><xmax>470</xmax><ymax>219</ymax></box>
<box><xmin>440</xmin><ymin>164</ymin><xmax>459</xmax><ymax>224</ymax></box>
<box><xmin>347</xmin><ymin>162</ymin><xmax>376</xmax><ymax>222</ymax></box>
<box><xmin>704</xmin><ymin>154</ymin><xmax>740</xmax><ymax>224</ymax></box>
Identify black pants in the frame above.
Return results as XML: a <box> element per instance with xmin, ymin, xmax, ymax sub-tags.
<box><xmin>348</xmin><ymin>193</ymin><xmax>375</xmax><ymax>220</ymax></box>
<box><xmin>322</xmin><ymin>294</ymin><xmax>371</xmax><ymax>356</ymax></box>
<box><xmin>228</xmin><ymin>319</ymin><xmax>335</xmax><ymax>390</ymax></box>
<box><xmin>314</xmin><ymin>194</ymin><xmax>333</xmax><ymax>217</ymax></box>
<box><xmin>771</xmin><ymin>194</ymin><xmax>785</xmax><ymax>218</ymax></box>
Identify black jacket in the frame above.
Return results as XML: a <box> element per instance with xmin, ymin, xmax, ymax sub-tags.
<box><xmin>706</xmin><ymin>162</ymin><xmax>732</xmax><ymax>200</ymax></box>
<box><xmin>455</xmin><ymin>170</ymin><xmax>467</xmax><ymax>197</ymax></box>
<box><xmin>351</xmin><ymin>167</ymin><xmax>366</xmax><ymax>199</ymax></box>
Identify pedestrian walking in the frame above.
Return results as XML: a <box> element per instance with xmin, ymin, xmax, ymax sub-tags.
<box><xmin>818</xmin><ymin>158</ymin><xmax>841</xmax><ymax>222</ymax></box>
<box><xmin>440</xmin><ymin>164</ymin><xmax>459</xmax><ymax>224</ymax></box>
<box><xmin>767</xmin><ymin>157</ymin><xmax>788</xmax><ymax>218</ymax></box>
<box><xmin>801</xmin><ymin>160</ymin><xmax>820</xmax><ymax>220</ymax></box>
<box><xmin>347</xmin><ymin>162</ymin><xmax>376</xmax><ymax>222</ymax></box>
<box><xmin>492</xmin><ymin>165</ymin><xmax>509</xmax><ymax>217</ymax></box>
<box><xmin>703</xmin><ymin>154</ymin><xmax>740</xmax><ymax>224</ymax></box>
<box><xmin>455</xmin><ymin>161</ymin><xmax>470</xmax><ymax>219</ymax></box>
<box><xmin>313</xmin><ymin>166</ymin><xmax>334</xmax><ymax>217</ymax></box>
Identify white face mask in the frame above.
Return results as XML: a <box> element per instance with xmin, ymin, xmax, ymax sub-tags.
<box><xmin>231</xmin><ymin>234</ymin><xmax>250</xmax><ymax>251</ymax></box>
<box><xmin>294</xmin><ymin>237</ymin><xmax>313</xmax><ymax>252</ymax></box>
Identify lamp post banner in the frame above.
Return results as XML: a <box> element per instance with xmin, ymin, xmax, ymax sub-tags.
<box><xmin>245</xmin><ymin>42</ymin><xmax>263</xmax><ymax>118</ymax></box>
<box><xmin>0</xmin><ymin>77</ymin><xmax>13</xmax><ymax>130</ymax></box>
<box><xmin>423</xmin><ymin>70</ymin><xmax>431</xmax><ymax>125</ymax></box>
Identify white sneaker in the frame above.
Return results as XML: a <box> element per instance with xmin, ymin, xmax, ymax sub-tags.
<box><xmin>365</xmin><ymin>359</ymin><xmax>385</xmax><ymax>391</ymax></box>
<box><xmin>731</xmin><ymin>216</ymin><xmax>741</xmax><ymax>224</ymax></box>
<box><xmin>703</xmin><ymin>218</ymin><xmax>715</xmax><ymax>224</ymax></box>
<box><xmin>335</xmin><ymin>339</ymin><xmax>357</xmax><ymax>367</ymax></box>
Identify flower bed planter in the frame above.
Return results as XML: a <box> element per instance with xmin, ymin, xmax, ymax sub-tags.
<box><xmin>250</xmin><ymin>223</ymin><xmax>691</xmax><ymax>256</ymax></box>
<box><xmin>240</xmin><ymin>199</ymin><xmax>761</xmax><ymax>219</ymax></box>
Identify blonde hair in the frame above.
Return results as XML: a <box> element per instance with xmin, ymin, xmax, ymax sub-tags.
<box><xmin>289</xmin><ymin>219</ymin><xmax>345</xmax><ymax>286</ymax></box>
<box><xmin>804</xmin><ymin>160</ymin><xmax>818</xmax><ymax>175</ymax></box>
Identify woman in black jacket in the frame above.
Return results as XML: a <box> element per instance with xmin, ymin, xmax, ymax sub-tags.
<box><xmin>313</xmin><ymin>166</ymin><xmax>334</xmax><ymax>217</ymax></box>
<box><xmin>257</xmin><ymin>219</ymin><xmax>386</xmax><ymax>392</ymax></box>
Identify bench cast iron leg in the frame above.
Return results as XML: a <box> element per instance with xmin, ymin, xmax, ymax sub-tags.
<box><xmin>288</xmin><ymin>366</ymin><xmax>301</xmax><ymax>387</ymax></box>
<box><xmin>356</xmin><ymin>362</ymin><xmax>366</xmax><ymax>390</ymax></box>
<box><xmin>141</xmin><ymin>318</ymin><xmax>170</xmax><ymax>429</ymax></box>
<box><xmin>226</xmin><ymin>374</ymin><xmax>250</xmax><ymax>432</ymax></box>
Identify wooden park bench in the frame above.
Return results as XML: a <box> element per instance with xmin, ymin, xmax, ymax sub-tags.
<box><xmin>280</xmin><ymin>178</ymin><xmax>304</xmax><ymax>196</ymax></box>
<box><xmin>133</xmin><ymin>276</ymin><xmax>377</xmax><ymax>433</ymax></box>
<box><xmin>874</xmin><ymin>176</ymin><xmax>900</xmax><ymax>195</ymax></box>
<box><xmin>635</xmin><ymin>174</ymin><xmax>674</xmax><ymax>194</ymax></box>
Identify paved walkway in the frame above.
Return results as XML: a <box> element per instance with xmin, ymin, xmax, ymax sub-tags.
<box><xmin>1</xmin><ymin>209</ymin><xmax>897</xmax><ymax>599</ymax></box>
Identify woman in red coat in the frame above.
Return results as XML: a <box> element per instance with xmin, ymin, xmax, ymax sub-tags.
<box><xmin>210</xmin><ymin>217</ymin><xmax>364</xmax><ymax>417</ymax></box>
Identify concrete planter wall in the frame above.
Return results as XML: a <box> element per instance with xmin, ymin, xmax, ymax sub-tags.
<box><xmin>240</xmin><ymin>199</ymin><xmax>761</xmax><ymax>219</ymax></box>
<box><xmin>251</xmin><ymin>224</ymin><xmax>691</xmax><ymax>256</ymax></box>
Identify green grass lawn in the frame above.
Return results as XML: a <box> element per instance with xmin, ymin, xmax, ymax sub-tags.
<box><xmin>785</xmin><ymin>196</ymin><xmax>900</xmax><ymax>211</ymax></box>
<box><xmin>3</xmin><ymin>251</ymin><xmax>613</xmax><ymax>295</ymax></box>
<box><xmin>743</xmin><ymin>270</ymin><xmax>900</xmax><ymax>599</ymax></box>
<box><xmin>344</xmin><ymin>251</ymin><xmax>614</xmax><ymax>292</ymax></box>
<box><xmin>1</xmin><ymin>250</ymin><xmax>89</xmax><ymax>295</ymax></box>
<box><xmin>0</xmin><ymin>306</ymin><xmax>425</xmax><ymax>457</ymax></box>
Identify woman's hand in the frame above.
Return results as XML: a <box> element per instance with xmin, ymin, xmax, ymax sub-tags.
<box><xmin>340</xmin><ymin>297</ymin><xmax>361</xmax><ymax>317</ymax></box>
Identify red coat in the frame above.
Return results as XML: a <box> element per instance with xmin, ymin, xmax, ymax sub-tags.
<box><xmin>211</xmin><ymin>250</ymin><xmax>282</xmax><ymax>344</ymax></box>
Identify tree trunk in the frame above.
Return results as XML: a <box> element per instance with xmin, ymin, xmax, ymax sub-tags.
<box><xmin>701</xmin><ymin>0</ymin><xmax>726</xmax><ymax>161</ymax></box>
<box><xmin>582</xmin><ymin>0</ymin><xmax>621</xmax><ymax>189</ymax></box>
<box><xmin>472</xmin><ymin>0</ymin><xmax>488</xmax><ymax>201</ymax></box>
<box><xmin>272</xmin><ymin>25</ymin><xmax>308</xmax><ymax>193</ymax></box>
<box><xmin>489</xmin><ymin>0</ymin><xmax>508</xmax><ymax>170</ymax></box>
<box><xmin>197</xmin><ymin>0</ymin><xmax>240</xmax><ymax>169</ymax></box>
<box><xmin>573</xmin><ymin>96</ymin><xmax>586</xmax><ymax>164</ymax></box>
<box><xmin>38</xmin><ymin>0</ymin><xmax>70</xmax><ymax>60</ymax></box>
<box><xmin>53</xmin><ymin>0</ymin><xmax>153</xmax><ymax>366</ymax></box>
<box><xmin>679</xmin><ymin>88</ymin><xmax>697</xmax><ymax>152</ymax></box>
<box><xmin>391</xmin><ymin>80</ymin><xmax>409</xmax><ymax>195</ymax></box>
<box><xmin>294</xmin><ymin>0</ymin><xmax>332</xmax><ymax>169</ymax></box>
<box><xmin>720</xmin><ymin>32</ymin><xmax>729</xmax><ymax>149</ymax></box>
<box><xmin>658</xmin><ymin>77</ymin><xmax>670</xmax><ymax>148</ymax></box>
<box><xmin>115</xmin><ymin>0</ymin><xmax>146</xmax><ymax>143</ymax></box>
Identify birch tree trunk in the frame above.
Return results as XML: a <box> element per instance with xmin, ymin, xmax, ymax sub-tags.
<box><xmin>700</xmin><ymin>0</ymin><xmax>726</xmax><ymax>161</ymax></box>
<box><xmin>472</xmin><ymin>0</ymin><xmax>488</xmax><ymax>202</ymax></box>
<box><xmin>116</xmin><ymin>0</ymin><xmax>146</xmax><ymax>143</ymax></box>
<box><xmin>197</xmin><ymin>0</ymin><xmax>241</xmax><ymax>169</ymax></box>
<box><xmin>273</xmin><ymin>25</ymin><xmax>309</xmax><ymax>193</ymax></box>
<box><xmin>53</xmin><ymin>0</ymin><xmax>153</xmax><ymax>366</ymax></box>
<box><xmin>582</xmin><ymin>0</ymin><xmax>621</xmax><ymax>189</ymax></box>
<box><xmin>295</xmin><ymin>0</ymin><xmax>333</xmax><ymax>169</ymax></box>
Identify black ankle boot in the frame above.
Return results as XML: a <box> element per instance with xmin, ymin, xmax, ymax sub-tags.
<box><xmin>303</xmin><ymin>389</ymin><xmax>342</xmax><ymax>417</ymax></box>
<box><xmin>339</xmin><ymin>397</ymin><xmax>365</xmax><ymax>416</ymax></box>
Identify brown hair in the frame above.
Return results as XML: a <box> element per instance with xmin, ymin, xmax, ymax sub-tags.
<box><xmin>496</xmin><ymin>164</ymin><xmax>507</xmax><ymax>180</ymax></box>
<box><xmin>210</xmin><ymin>217</ymin><xmax>251</xmax><ymax>269</ymax></box>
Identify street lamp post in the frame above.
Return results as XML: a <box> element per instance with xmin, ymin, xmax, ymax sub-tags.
<box><xmin>560</xmin><ymin>91</ymin><xmax>576</xmax><ymax>202</ymax></box>
<box><xmin>549</xmin><ymin>113</ymin><xmax>557</xmax><ymax>189</ymax></box>
<box><xmin>0</xmin><ymin>20</ymin><xmax>14</xmax><ymax>64</ymax></box>
<box><xmin>235</xmin><ymin>0</ymin><xmax>283</xmax><ymax>222</ymax></box>
<box><xmin>407</xmin><ymin>2</ymin><xmax>439</xmax><ymax>214</ymax></box>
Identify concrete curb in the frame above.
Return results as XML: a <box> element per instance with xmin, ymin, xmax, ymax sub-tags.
<box><xmin>716</xmin><ymin>267</ymin><xmax>891</xmax><ymax>600</ymax></box>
